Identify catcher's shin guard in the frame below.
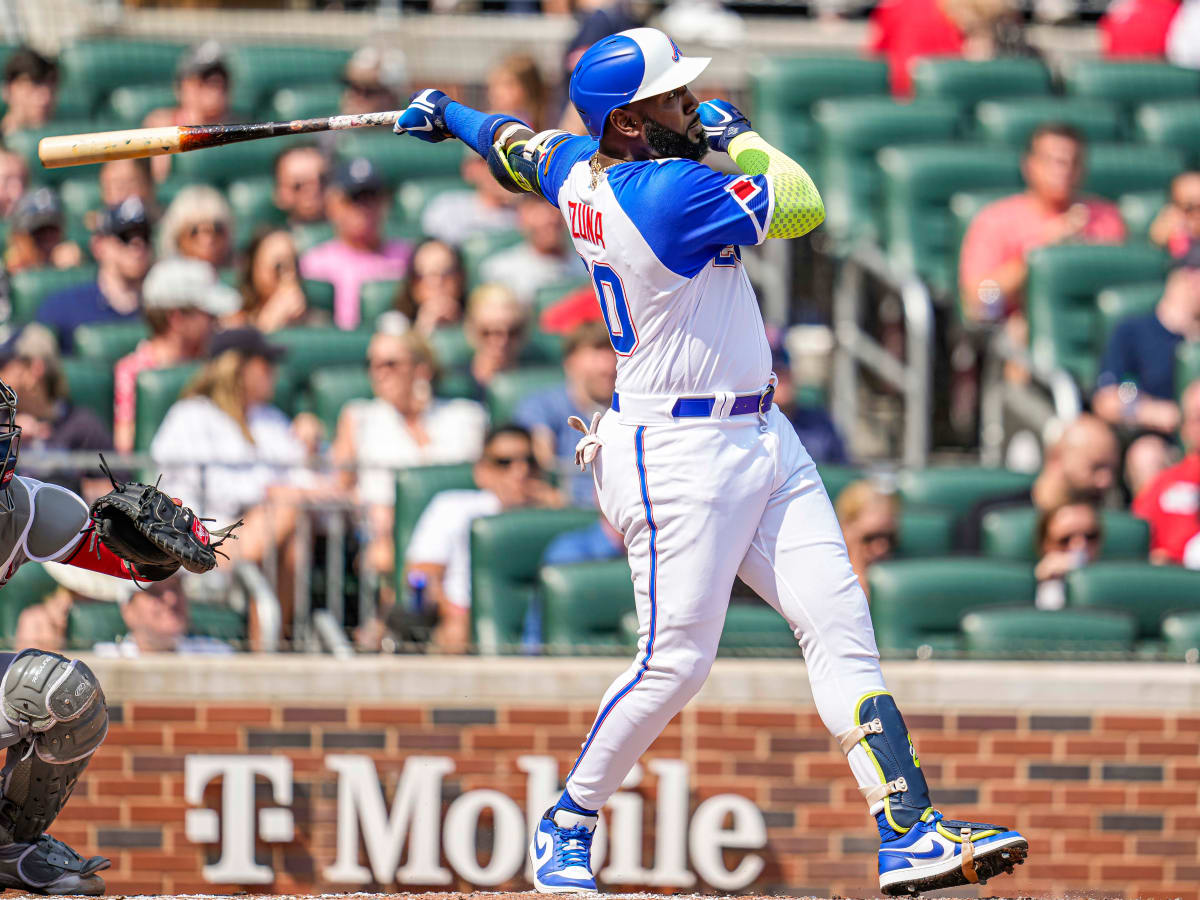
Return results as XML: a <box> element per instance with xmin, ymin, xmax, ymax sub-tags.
<box><xmin>0</xmin><ymin>650</ymin><xmax>109</xmax><ymax>842</ymax></box>
<box><xmin>836</xmin><ymin>691</ymin><xmax>932</xmax><ymax>834</ymax></box>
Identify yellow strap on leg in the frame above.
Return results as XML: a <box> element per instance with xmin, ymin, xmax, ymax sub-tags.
<box><xmin>960</xmin><ymin>827</ymin><xmax>978</xmax><ymax>883</ymax></box>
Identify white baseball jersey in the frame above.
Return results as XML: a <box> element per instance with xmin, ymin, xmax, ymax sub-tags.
<box><xmin>539</xmin><ymin>135</ymin><xmax>774</xmax><ymax>397</ymax></box>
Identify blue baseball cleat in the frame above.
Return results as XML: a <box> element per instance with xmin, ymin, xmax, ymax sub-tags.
<box><xmin>878</xmin><ymin>810</ymin><xmax>1028</xmax><ymax>896</ymax></box>
<box><xmin>529</xmin><ymin>806</ymin><xmax>598</xmax><ymax>894</ymax></box>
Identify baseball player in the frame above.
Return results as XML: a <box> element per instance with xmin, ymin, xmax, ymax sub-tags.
<box><xmin>0</xmin><ymin>375</ymin><xmax>229</xmax><ymax>894</ymax></box>
<box><xmin>394</xmin><ymin>28</ymin><xmax>1028</xmax><ymax>897</ymax></box>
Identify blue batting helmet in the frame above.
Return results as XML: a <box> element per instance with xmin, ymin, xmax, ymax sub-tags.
<box><xmin>569</xmin><ymin>27</ymin><xmax>710</xmax><ymax>139</ymax></box>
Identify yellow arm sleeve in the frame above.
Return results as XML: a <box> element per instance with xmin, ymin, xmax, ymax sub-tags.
<box><xmin>727</xmin><ymin>131</ymin><xmax>824</xmax><ymax>239</ymax></box>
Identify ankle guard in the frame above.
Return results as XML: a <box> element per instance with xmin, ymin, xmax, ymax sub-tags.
<box><xmin>836</xmin><ymin>691</ymin><xmax>932</xmax><ymax>833</ymax></box>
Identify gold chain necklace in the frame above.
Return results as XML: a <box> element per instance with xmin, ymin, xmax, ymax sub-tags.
<box><xmin>589</xmin><ymin>152</ymin><xmax>620</xmax><ymax>189</ymax></box>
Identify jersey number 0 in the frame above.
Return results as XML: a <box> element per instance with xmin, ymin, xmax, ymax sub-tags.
<box><xmin>592</xmin><ymin>262</ymin><xmax>638</xmax><ymax>355</ymax></box>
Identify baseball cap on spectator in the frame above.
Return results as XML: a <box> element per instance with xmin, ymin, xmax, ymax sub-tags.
<box><xmin>176</xmin><ymin>40</ymin><xmax>228</xmax><ymax>81</ymax></box>
<box><xmin>0</xmin><ymin>323</ymin><xmax>67</xmax><ymax>398</ymax></box>
<box><xmin>11</xmin><ymin>188</ymin><xmax>62</xmax><ymax>234</ymax></box>
<box><xmin>331</xmin><ymin>157</ymin><xmax>385</xmax><ymax>197</ymax></box>
<box><xmin>143</xmin><ymin>258</ymin><xmax>241</xmax><ymax>317</ymax></box>
<box><xmin>97</xmin><ymin>196</ymin><xmax>151</xmax><ymax>238</ymax></box>
<box><xmin>208</xmin><ymin>326</ymin><xmax>285</xmax><ymax>362</ymax></box>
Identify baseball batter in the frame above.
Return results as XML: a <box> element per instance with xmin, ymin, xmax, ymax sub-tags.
<box><xmin>394</xmin><ymin>28</ymin><xmax>1028</xmax><ymax>897</ymax></box>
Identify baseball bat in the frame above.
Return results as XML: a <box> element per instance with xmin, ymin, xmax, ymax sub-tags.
<box><xmin>37</xmin><ymin>109</ymin><xmax>404</xmax><ymax>170</ymax></box>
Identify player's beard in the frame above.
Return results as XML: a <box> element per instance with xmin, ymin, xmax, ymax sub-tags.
<box><xmin>643</xmin><ymin>115</ymin><xmax>708</xmax><ymax>161</ymax></box>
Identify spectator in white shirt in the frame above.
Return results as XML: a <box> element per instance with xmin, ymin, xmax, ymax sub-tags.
<box><xmin>404</xmin><ymin>424</ymin><xmax>563</xmax><ymax>654</ymax></box>
<box><xmin>92</xmin><ymin>573</ymin><xmax>234</xmax><ymax>657</ymax></box>
<box><xmin>480</xmin><ymin>193</ymin><xmax>579</xmax><ymax>305</ymax></box>
<box><xmin>421</xmin><ymin>150</ymin><xmax>519</xmax><ymax>247</ymax></box>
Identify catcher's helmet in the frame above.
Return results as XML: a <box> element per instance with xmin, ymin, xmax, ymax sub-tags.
<box><xmin>0</xmin><ymin>379</ymin><xmax>20</xmax><ymax>511</ymax></box>
<box><xmin>569</xmin><ymin>27</ymin><xmax>710</xmax><ymax>139</ymax></box>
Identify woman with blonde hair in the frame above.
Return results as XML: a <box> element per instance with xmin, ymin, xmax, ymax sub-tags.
<box><xmin>487</xmin><ymin>53</ymin><xmax>548</xmax><ymax>132</ymax></box>
<box><xmin>465</xmin><ymin>282</ymin><xmax>529</xmax><ymax>394</ymax></box>
<box><xmin>157</xmin><ymin>184</ymin><xmax>234</xmax><ymax>268</ymax></box>
<box><xmin>835</xmin><ymin>480</ymin><xmax>901</xmax><ymax>600</ymax></box>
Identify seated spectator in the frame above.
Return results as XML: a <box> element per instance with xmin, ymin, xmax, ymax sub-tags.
<box><xmin>1034</xmin><ymin>495</ymin><xmax>1104</xmax><ymax>610</ymax></box>
<box><xmin>1</xmin><ymin>46</ymin><xmax>57</xmax><ymax>137</ymax></box>
<box><xmin>421</xmin><ymin>151</ymin><xmax>519</xmax><ymax>247</ymax></box>
<box><xmin>464</xmin><ymin>284</ymin><xmax>529</xmax><ymax>395</ymax></box>
<box><xmin>299</xmin><ymin>158</ymin><xmax>410</xmax><ymax>330</ymax></box>
<box><xmin>233</xmin><ymin>227</ymin><xmax>316</xmax><ymax>332</ymax></box>
<box><xmin>487</xmin><ymin>53</ymin><xmax>548</xmax><ymax>131</ymax></box>
<box><xmin>515</xmin><ymin>320</ymin><xmax>615</xmax><ymax>505</ymax></box>
<box><xmin>770</xmin><ymin>343</ymin><xmax>848</xmax><ymax>464</ymax></box>
<box><xmin>340</xmin><ymin>46</ymin><xmax>404</xmax><ymax>116</ymax></box>
<box><xmin>0</xmin><ymin>324</ymin><xmax>112</xmax><ymax>497</ymax></box>
<box><xmin>332</xmin><ymin>326</ymin><xmax>488</xmax><ymax>576</ymax></box>
<box><xmin>1151</xmin><ymin>171</ymin><xmax>1200</xmax><ymax>261</ymax></box>
<box><xmin>1167</xmin><ymin>0</ymin><xmax>1200</xmax><ymax>68</ymax></box>
<box><xmin>390</xmin><ymin>238</ymin><xmax>466</xmax><ymax>336</ymax></box>
<box><xmin>1092</xmin><ymin>253</ymin><xmax>1200</xmax><ymax>462</ymax></box>
<box><xmin>1133</xmin><ymin>379</ymin><xmax>1200</xmax><ymax>567</ymax></box>
<box><xmin>480</xmin><ymin>194</ymin><xmax>579</xmax><ymax>305</ymax></box>
<box><xmin>13</xmin><ymin>594</ymin><xmax>66</xmax><ymax>652</ymax></box>
<box><xmin>157</xmin><ymin>185</ymin><xmax>234</xmax><ymax>269</ymax></box>
<box><xmin>836</xmin><ymin>480</ymin><xmax>899</xmax><ymax>600</ymax></box>
<box><xmin>3</xmin><ymin>188</ymin><xmax>83</xmax><ymax>273</ymax></box>
<box><xmin>273</xmin><ymin>144</ymin><xmax>329</xmax><ymax>227</ymax></box>
<box><xmin>959</xmin><ymin>124</ymin><xmax>1126</xmax><ymax>329</ymax></box>
<box><xmin>542</xmin><ymin>515</ymin><xmax>625</xmax><ymax>567</ymax></box>
<box><xmin>0</xmin><ymin>149</ymin><xmax>29</xmax><ymax>221</ymax></box>
<box><xmin>37</xmin><ymin>198</ymin><xmax>152</xmax><ymax>353</ymax></box>
<box><xmin>867</xmin><ymin>0</ymin><xmax>963</xmax><ymax>97</ymax></box>
<box><xmin>98</xmin><ymin>157</ymin><xmax>157</xmax><ymax>221</ymax></box>
<box><xmin>113</xmin><ymin>258</ymin><xmax>240</xmax><ymax>453</ymax></box>
<box><xmin>1100</xmin><ymin>0</ymin><xmax>1181</xmax><ymax>57</ymax></box>
<box><xmin>144</xmin><ymin>41</ymin><xmax>232</xmax><ymax>181</ymax></box>
<box><xmin>404</xmin><ymin>424</ymin><xmax>563</xmax><ymax>653</ymax></box>
<box><xmin>93</xmin><ymin>574</ymin><xmax>233</xmax><ymax>657</ymax></box>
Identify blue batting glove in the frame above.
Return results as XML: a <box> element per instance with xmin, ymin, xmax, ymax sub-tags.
<box><xmin>697</xmin><ymin>98</ymin><xmax>753</xmax><ymax>154</ymax></box>
<box><xmin>393</xmin><ymin>89</ymin><xmax>454</xmax><ymax>143</ymax></box>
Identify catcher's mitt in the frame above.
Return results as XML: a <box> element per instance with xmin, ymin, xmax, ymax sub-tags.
<box><xmin>87</xmin><ymin>455</ymin><xmax>241</xmax><ymax>580</ymax></box>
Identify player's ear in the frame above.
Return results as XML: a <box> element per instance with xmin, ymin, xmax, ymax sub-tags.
<box><xmin>608</xmin><ymin>106</ymin><xmax>641</xmax><ymax>140</ymax></box>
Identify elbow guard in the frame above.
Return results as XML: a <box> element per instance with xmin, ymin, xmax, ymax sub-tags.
<box><xmin>487</xmin><ymin>127</ymin><xmax>537</xmax><ymax>195</ymax></box>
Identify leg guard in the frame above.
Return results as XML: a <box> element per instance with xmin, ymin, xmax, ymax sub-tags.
<box><xmin>0</xmin><ymin>650</ymin><xmax>108</xmax><ymax>843</ymax></box>
<box><xmin>836</xmin><ymin>690</ymin><xmax>932</xmax><ymax>834</ymax></box>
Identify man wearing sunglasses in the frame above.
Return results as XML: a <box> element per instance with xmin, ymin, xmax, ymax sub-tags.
<box><xmin>36</xmin><ymin>197</ymin><xmax>153</xmax><ymax>355</ymax></box>
<box><xmin>404</xmin><ymin>424</ymin><xmax>561</xmax><ymax>653</ymax></box>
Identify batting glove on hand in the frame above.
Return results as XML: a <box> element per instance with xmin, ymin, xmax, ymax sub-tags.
<box><xmin>697</xmin><ymin>99</ymin><xmax>753</xmax><ymax>154</ymax></box>
<box><xmin>393</xmin><ymin>89</ymin><xmax>454</xmax><ymax>143</ymax></box>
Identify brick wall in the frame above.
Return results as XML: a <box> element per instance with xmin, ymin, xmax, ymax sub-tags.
<box><xmin>69</xmin><ymin>693</ymin><xmax>1200</xmax><ymax>898</ymax></box>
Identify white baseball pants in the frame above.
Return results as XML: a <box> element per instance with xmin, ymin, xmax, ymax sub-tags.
<box><xmin>564</xmin><ymin>406</ymin><xmax>887</xmax><ymax>810</ymax></box>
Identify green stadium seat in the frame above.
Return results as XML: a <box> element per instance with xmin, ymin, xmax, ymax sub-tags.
<box><xmin>301</xmin><ymin>277</ymin><xmax>335</xmax><ymax>313</ymax></box>
<box><xmin>360</xmin><ymin>279</ymin><xmax>402</xmax><ymax>325</ymax></box>
<box><xmin>912</xmin><ymin>58</ymin><xmax>1052</xmax><ymax>115</ymax></box>
<box><xmin>270</xmin><ymin>328</ymin><xmax>370</xmax><ymax>416</ymax></box>
<box><xmin>894</xmin><ymin>506</ymin><xmax>955</xmax><ymax>558</ymax></box>
<box><xmin>975</xmin><ymin>98</ymin><xmax>1122</xmax><ymax>148</ymax></box>
<box><xmin>470</xmin><ymin>508</ymin><xmax>597</xmax><ymax>653</ymax></box>
<box><xmin>534</xmin><ymin>278</ymin><xmax>590</xmax><ymax>314</ymax></box>
<box><xmin>172</xmin><ymin>135</ymin><xmax>310</xmax><ymax>188</ymax></box>
<box><xmin>10</xmin><ymin>265</ymin><xmax>98</xmax><ymax>324</ymax></box>
<box><xmin>59</xmin><ymin>178</ymin><xmax>103</xmax><ymax>225</ymax></box>
<box><xmin>980</xmin><ymin>506</ymin><xmax>1151</xmax><ymax>562</ymax></box>
<box><xmin>394</xmin><ymin>463</ymin><xmax>476</xmax><ymax>563</ymax></box>
<box><xmin>815</xmin><ymin>463</ymin><xmax>863</xmax><ymax>502</ymax></box>
<box><xmin>485</xmin><ymin>367</ymin><xmax>564</xmax><ymax>424</ymax></box>
<box><xmin>1025</xmin><ymin>244</ymin><xmax>1169</xmax><ymax>389</ymax></box>
<box><xmin>1097</xmin><ymin>281</ymin><xmax>1163</xmax><ymax>346</ymax></box>
<box><xmin>72</xmin><ymin>321</ymin><xmax>148</xmax><ymax>364</ymax></box>
<box><xmin>58</xmin><ymin>40</ymin><xmax>184</xmax><ymax>111</ymax></box>
<box><xmin>896</xmin><ymin>466</ymin><xmax>1035</xmax><ymax>523</ymax></box>
<box><xmin>813</xmin><ymin>98</ymin><xmax>960</xmax><ymax>244</ymax></box>
<box><xmin>1119</xmin><ymin>190</ymin><xmax>1169</xmax><ymax>242</ymax></box>
<box><xmin>336</xmin><ymin>130</ymin><xmax>462</xmax><ymax>188</ymax></box>
<box><xmin>106</xmin><ymin>84</ymin><xmax>178</xmax><ymax>128</ymax></box>
<box><xmin>225</xmin><ymin>45</ymin><xmax>352</xmax><ymax>118</ymax></box>
<box><xmin>1067</xmin><ymin>562</ymin><xmax>1200</xmax><ymax>641</ymax></box>
<box><xmin>868</xmin><ymin>558</ymin><xmax>1036</xmax><ymax>653</ymax></box>
<box><xmin>717</xmin><ymin>604</ymin><xmax>798</xmax><ymax>654</ymax></box>
<box><xmin>228</xmin><ymin>177</ymin><xmax>285</xmax><ymax>247</ymax></box>
<box><xmin>1177</xmin><ymin>341</ymin><xmax>1200</xmax><ymax>399</ymax></box>
<box><xmin>268</xmin><ymin>84</ymin><xmax>344</xmax><ymax>122</ymax></box>
<box><xmin>1066</xmin><ymin>62</ymin><xmax>1200</xmax><ymax>119</ymax></box>
<box><xmin>189</xmin><ymin>601</ymin><xmax>246</xmax><ymax>643</ymax></box>
<box><xmin>134</xmin><ymin>364</ymin><xmax>200</xmax><ymax>452</ymax></box>
<box><xmin>62</xmin><ymin>358</ymin><xmax>115</xmax><ymax>431</ymax></box>
<box><xmin>961</xmin><ymin>607</ymin><xmax>1136</xmax><ymax>658</ymax></box>
<box><xmin>396</xmin><ymin>176</ymin><xmax>472</xmax><ymax>223</ymax></box>
<box><xmin>879</xmin><ymin>144</ymin><xmax>1023</xmax><ymax>296</ymax></box>
<box><xmin>540</xmin><ymin>560</ymin><xmax>635</xmax><ymax>655</ymax></box>
<box><xmin>1083</xmin><ymin>144</ymin><xmax>1186</xmax><ymax>201</ymax></box>
<box><xmin>310</xmin><ymin>365</ymin><xmax>372</xmax><ymax>434</ymax></box>
<box><xmin>1162</xmin><ymin>611</ymin><xmax>1200</xmax><ymax>659</ymax></box>
<box><xmin>8</xmin><ymin>120</ymin><xmax>103</xmax><ymax>186</ymax></box>
<box><xmin>1135</xmin><ymin>100</ymin><xmax>1200</xmax><ymax>168</ymax></box>
<box><xmin>750</xmin><ymin>56</ymin><xmax>890</xmax><ymax>163</ymax></box>
<box><xmin>0</xmin><ymin>562</ymin><xmax>58</xmax><ymax>644</ymax></box>
<box><xmin>461</xmin><ymin>229</ymin><xmax>526</xmax><ymax>287</ymax></box>
<box><xmin>67</xmin><ymin>601</ymin><xmax>125</xmax><ymax>649</ymax></box>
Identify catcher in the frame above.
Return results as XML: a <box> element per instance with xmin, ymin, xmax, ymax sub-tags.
<box><xmin>0</xmin><ymin>375</ymin><xmax>237</xmax><ymax>894</ymax></box>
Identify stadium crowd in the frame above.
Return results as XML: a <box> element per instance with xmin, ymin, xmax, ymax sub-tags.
<box><xmin>1</xmin><ymin>0</ymin><xmax>1199</xmax><ymax>656</ymax></box>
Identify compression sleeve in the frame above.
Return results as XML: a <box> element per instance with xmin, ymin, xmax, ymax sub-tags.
<box><xmin>727</xmin><ymin>131</ymin><xmax>824</xmax><ymax>239</ymax></box>
<box><xmin>443</xmin><ymin>101</ymin><xmax>523</xmax><ymax>158</ymax></box>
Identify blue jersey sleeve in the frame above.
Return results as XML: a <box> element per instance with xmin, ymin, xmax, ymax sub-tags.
<box><xmin>537</xmin><ymin>134</ymin><xmax>599</xmax><ymax>208</ymax></box>
<box><xmin>608</xmin><ymin>160</ymin><xmax>772</xmax><ymax>278</ymax></box>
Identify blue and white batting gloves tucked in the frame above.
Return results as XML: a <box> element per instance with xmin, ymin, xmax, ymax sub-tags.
<box><xmin>697</xmin><ymin>98</ymin><xmax>753</xmax><ymax>153</ymax></box>
<box><xmin>393</xmin><ymin>89</ymin><xmax>454</xmax><ymax>143</ymax></box>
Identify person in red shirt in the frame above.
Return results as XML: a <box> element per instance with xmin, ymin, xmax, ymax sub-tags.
<box><xmin>1151</xmin><ymin>171</ymin><xmax>1200</xmax><ymax>261</ymax></box>
<box><xmin>1099</xmin><ymin>0</ymin><xmax>1181</xmax><ymax>57</ymax></box>
<box><xmin>1133</xmin><ymin>379</ymin><xmax>1200</xmax><ymax>568</ymax></box>
<box><xmin>866</xmin><ymin>0</ymin><xmax>963</xmax><ymax>96</ymax></box>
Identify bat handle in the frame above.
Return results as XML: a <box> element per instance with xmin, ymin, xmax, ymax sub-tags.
<box><xmin>38</xmin><ymin>127</ymin><xmax>183</xmax><ymax>169</ymax></box>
